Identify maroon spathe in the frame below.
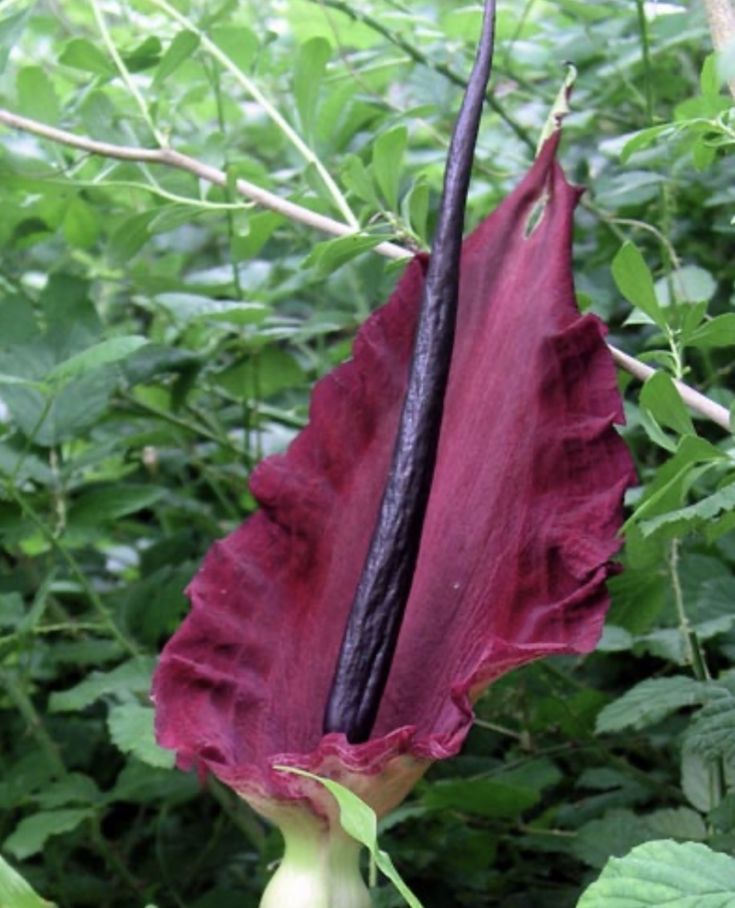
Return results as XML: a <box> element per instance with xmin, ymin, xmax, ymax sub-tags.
<box><xmin>153</xmin><ymin>135</ymin><xmax>635</xmax><ymax>818</ymax></box>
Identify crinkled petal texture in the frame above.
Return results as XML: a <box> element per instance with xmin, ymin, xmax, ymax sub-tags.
<box><xmin>153</xmin><ymin>136</ymin><xmax>635</xmax><ymax>821</ymax></box>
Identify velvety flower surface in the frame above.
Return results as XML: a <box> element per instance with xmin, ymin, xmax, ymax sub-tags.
<box><xmin>153</xmin><ymin>135</ymin><xmax>635</xmax><ymax>820</ymax></box>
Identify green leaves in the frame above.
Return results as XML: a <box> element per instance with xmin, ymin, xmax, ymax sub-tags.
<box><xmin>294</xmin><ymin>37</ymin><xmax>331</xmax><ymax>140</ymax></box>
<box><xmin>0</xmin><ymin>853</ymin><xmax>53</xmax><ymax>907</ymax></box>
<box><xmin>44</xmin><ymin>337</ymin><xmax>148</xmax><ymax>385</ymax></box>
<box><xmin>107</xmin><ymin>703</ymin><xmax>175</xmax><ymax>769</ymax></box>
<box><xmin>59</xmin><ymin>38</ymin><xmax>115</xmax><ymax>77</ymax></box>
<box><xmin>595</xmin><ymin>677</ymin><xmax>712</xmax><ymax>734</ymax></box>
<box><xmin>577</xmin><ymin>840</ymin><xmax>735</xmax><ymax>907</ymax></box>
<box><xmin>639</xmin><ymin>372</ymin><xmax>694</xmax><ymax>438</ymax></box>
<box><xmin>372</xmin><ymin>126</ymin><xmax>408</xmax><ymax>210</ymax></box>
<box><xmin>611</xmin><ymin>242</ymin><xmax>665</xmax><ymax>328</ymax></box>
<box><xmin>4</xmin><ymin>810</ymin><xmax>90</xmax><ymax>861</ymax></box>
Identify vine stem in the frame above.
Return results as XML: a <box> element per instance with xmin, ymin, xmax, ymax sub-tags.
<box><xmin>0</xmin><ymin>106</ymin><xmax>731</xmax><ymax>432</ymax></box>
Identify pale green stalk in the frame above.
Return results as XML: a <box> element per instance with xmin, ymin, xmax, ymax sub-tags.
<box><xmin>90</xmin><ymin>0</ymin><xmax>168</xmax><ymax>146</ymax></box>
<box><xmin>260</xmin><ymin>812</ymin><xmax>371</xmax><ymax>908</ymax></box>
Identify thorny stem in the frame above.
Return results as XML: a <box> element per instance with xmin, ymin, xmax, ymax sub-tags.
<box><xmin>0</xmin><ymin>109</ymin><xmax>730</xmax><ymax>432</ymax></box>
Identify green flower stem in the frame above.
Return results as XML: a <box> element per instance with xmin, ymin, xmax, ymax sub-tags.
<box><xmin>260</xmin><ymin>812</ymin><xmax>371</xmax><ymax>908</ymax></box>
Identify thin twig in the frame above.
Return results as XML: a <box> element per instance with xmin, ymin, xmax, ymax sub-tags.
<box><xmin>0</xmin><ymin>106</ymin><xmax>731</xmax><ymax>433</ymax></box>
<box><xmin>609</xmin><ymin>346</ymin><xmax>731</xmax><ymax>432</ymax></box>
<box><xmin>0</xmin><ymin>107</ymin><xmax>404</xmax><ymax>259</ymax></box>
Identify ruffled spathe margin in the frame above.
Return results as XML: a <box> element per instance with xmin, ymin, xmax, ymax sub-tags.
<box><xmin>153</xmin><ymin>133</ymin><xmax>635</xmax><ymax>822</ymax></box>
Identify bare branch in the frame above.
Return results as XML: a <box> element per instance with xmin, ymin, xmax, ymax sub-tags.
<box><xmin>0</xmin><ymin>108</ymin><xmax>405</xmax><ymax>261</ymax></box>
<box><xmin>0</xmin><ymin>106</ymin><xmax>731</xmax><ymax>434</ymax></box>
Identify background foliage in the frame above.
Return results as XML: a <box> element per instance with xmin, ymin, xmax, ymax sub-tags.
<box><xmin>1</xmin><ymin>1</ymin><xmax>734</xmax><ymax>906</ymax></box>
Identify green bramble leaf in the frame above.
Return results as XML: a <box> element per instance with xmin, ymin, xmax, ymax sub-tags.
<box><xmin>107</xmin><ymin>703</ymin><xmax>175</xmax><ymax>769</ymax></box>
<box><xmin>595</xmin><ymin>676</ymin><xmax>716</xmax><ymax>734</ymax></box>
<box><xmin>4</xmin><ymin>810</ymin><xmax>90</xmax><ymax>860</ymax></box>
<box><xmin>576</xmin><ymin>839</ymin><xmax>735</xmax><ymax>907</ymax></box>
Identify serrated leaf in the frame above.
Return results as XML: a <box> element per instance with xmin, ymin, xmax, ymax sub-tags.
<box><xmin>107</xmin><ymin>703</ymin><xmax>175</xmax><ymax>768</ymax></box>
<box><xmin>639</xmin><ymin>371</ymin><xmax>695</xmax><ymax>436</ymax></box>
<box><xmin>645</xmin><ymin>807</ymin><xmax>707</xmax><ymax>841</ymax></box>
<box><xmin>685</xmin><ymin>691</ymin><xmax>735</xmax><ymax>764</ymax></box>
<box><xmin>0</xmin><ymin>853</ymin><xmax>53</xmax><ymax>907</ymax></box>
<box><xmin>4</xmin><ymin>810</ymin><xmax>89</xmax><ymax>860</ymax></box>
<box><xmin>576</xmin><ymin>839</ymin><xmax>735</xmax><ymax>907</ymax></box>
<box><xmin>611</xmin><ymin>242</ymin><xmax>666</xmax><ymax>329</ymax></box>
<box><xmin>33</xmin><ymin>775</ymin><xmax>101</xmax><ymax>811</ymax></box>
<box><xmin>596</xmin><ymin>676</ymin><xmax>713</xmax><ymax>734</ymax></box>
<box><xmin>640</xmin><ymin>482</ymin><xmax>735</xmax><ymax>542</ymax></box>
<box><xmin>276</xmin><ymin>767</ymin><xmax>424</xmax><ymax>908</ymax></box>
<box><xmin>572</xmin><ymin>809</ymin><xmax>654</xmax><ymax>869</ymax></box>
<box><xmin>372</xmin><ymin>126</ymin><xmax>408</xmax><ymax>210</ymax></box>
<box><xmin>46</xmin><ymin>336</ymin><xmax>148</xmax><ymax>384</ymax></box>
<box><xmin>49</xmin><ymin>657</ymin><xmax>155</xmax><ymax>712</ymax></box>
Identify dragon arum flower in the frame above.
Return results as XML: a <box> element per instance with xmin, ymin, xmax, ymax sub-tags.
<box><xmin>153</xmin><ymin>5</ymin><xmax>634</xmax><ymax>904</ymax></box>
<box><xmin>152</xmin><ymin>132</ymin><xmax>634</xmax><ymax>904</ymax></box>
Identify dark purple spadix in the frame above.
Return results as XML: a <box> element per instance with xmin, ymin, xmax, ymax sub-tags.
<box><xmin>322</xmin><ymin>0</ymin><xmax>498</xmax><ymax>743</ymax></box>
